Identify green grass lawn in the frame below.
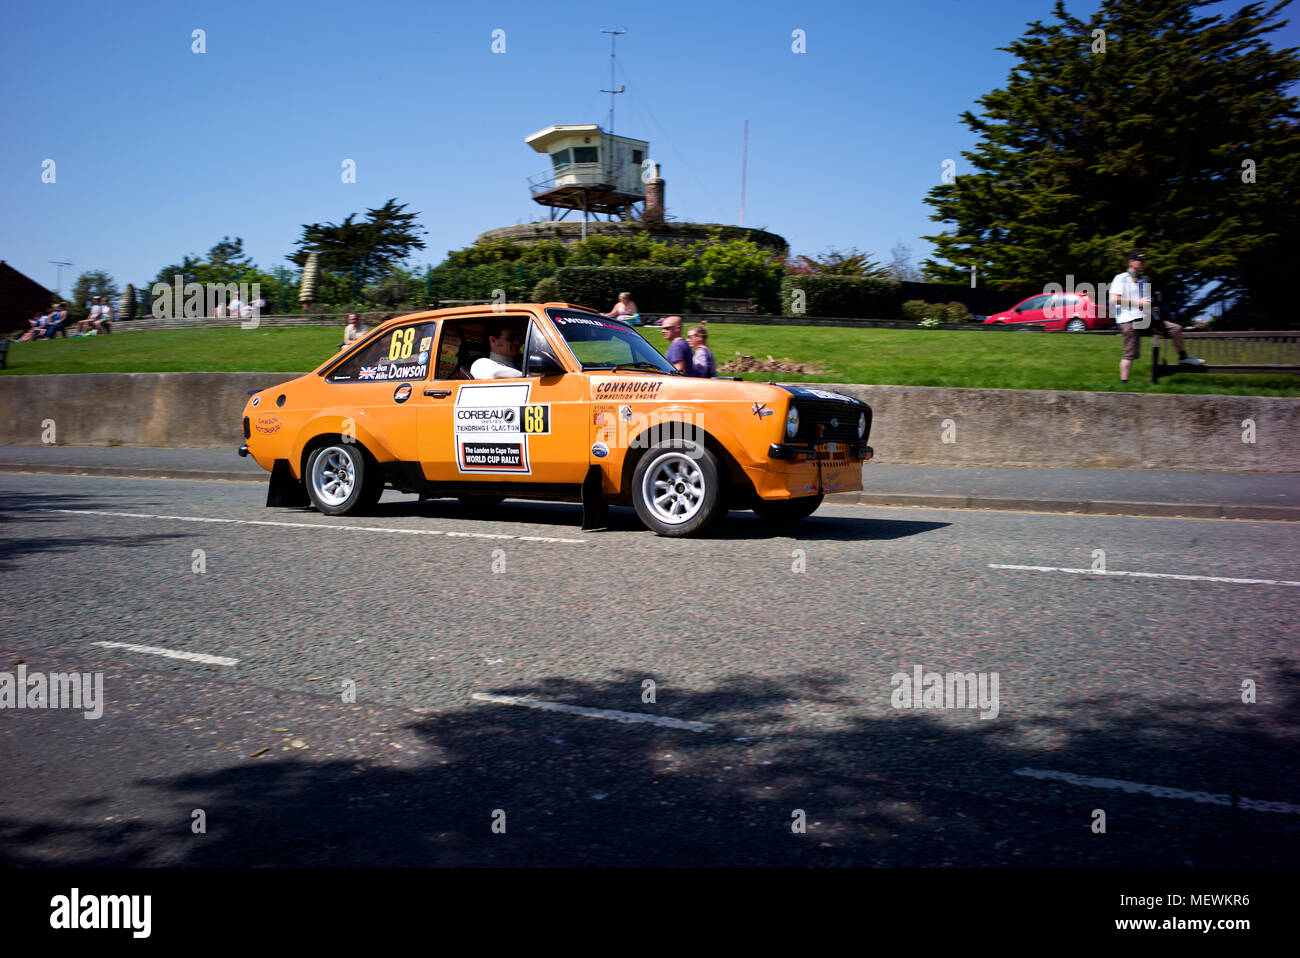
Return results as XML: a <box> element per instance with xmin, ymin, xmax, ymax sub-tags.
<box><xmin>5</xmin><ymin>324</ymin><xmax>1298</xmax><ymax>396</ymax></box>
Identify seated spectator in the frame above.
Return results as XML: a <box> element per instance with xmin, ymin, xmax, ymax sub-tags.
<box><xmin>16</xmin><ymin>313</ymin><xmax>48</xmax><ymax>342</ymax></box>
<box><xmin>603</xmin><ymin>291</ymin><xmax>640</xmax><ymax>324</ymax></box>
<box><xmin>687</xmin><ymin>324</ymin><xmax>716</xmax><ymax>378</ymax></box>
<box><xmin>76</xmin><ymin>297</ymin><xmax>102</xmax><ymax>336</ymax></box>
<box><xmin>340</xmin><ymin>313</ymin><xmax>368</xmax><ymax>350</ymax></box>
<box><xmin>251</xmin><ymin>292</ymin><xmax>268</xmax><ymax>315</ymax></box>
<box><xmin>45</xmin><ymin>304</ymin><xmax>71</xmax><ymax>338</ymax></box>
<box><xmin>92</xmin><ymin>298</ymin><xmax>114</xmax><ymax>334</ymax></box>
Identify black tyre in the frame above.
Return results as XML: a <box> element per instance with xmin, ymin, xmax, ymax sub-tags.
<box><xmin>753</xmin><ymin>493</ymin><xmax>824</xmax><ymax>524</ymax></box>
<box><xmin>305</xmin><ymin>443</ymin><xmax>382</xmax><ymax>516</ymax></box>
<box><xmin>631</xmin><ymin>440</ymin><xmax>724</xmax><ymax>537</ymax></box>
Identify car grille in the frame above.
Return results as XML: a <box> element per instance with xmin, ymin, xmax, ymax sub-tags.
<box><xmin>793</xmin><ymin>400</ymin><xmax>868</xmax><ymax>443</ymax></box>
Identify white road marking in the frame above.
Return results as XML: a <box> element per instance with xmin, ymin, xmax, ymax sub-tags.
<box><xmin>471</xmin><ymin>692</ymin><xmax>714</xmax><ymax>732</ymax></box>
<box><xmin>46</xmin><ymin>509</ymin><xmax>586</xmax><ymax>544</ymax></box>
<box><xmin>1015</xmin><ymin>768</ymin><xmax>1300</xmax><ymax>815</ymax></box>
<box><xmin>92</xmin><ymin>641</ymin><xmax>239</xmax><ymax>666</ymax></box>
<box><xmin>990</xmin><ymin>563</ymin><xmax>1300</xmax><ymax>587</ymax></box>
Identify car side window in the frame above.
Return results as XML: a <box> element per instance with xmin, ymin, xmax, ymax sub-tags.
<box><xmin>326</xmin><ymin>322</ymin><xmax>437</xmax><ymax>383</ymax></box>
<box><xmin>1019</xmin><ymin>295</ymin><xmax>1048</xmax><ymax>311</ymax></box>
<box><xmin>523</xmin><ymin>320</ymin><xmax>561</xmax><ymax>375</ymax></box>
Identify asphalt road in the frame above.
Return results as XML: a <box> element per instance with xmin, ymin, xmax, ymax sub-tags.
<box><xmin>2</xmin><ymin>471</ymin><xmax>1298</xmax><ymax>867</ymax></box>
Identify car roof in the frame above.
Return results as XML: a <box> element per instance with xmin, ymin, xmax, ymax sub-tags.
<box><xmin>367</xmin><ymin>302</ymin><xmax>598</xmax><ymax>334</ymax></box>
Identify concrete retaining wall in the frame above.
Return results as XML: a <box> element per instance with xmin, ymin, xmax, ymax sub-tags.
<box><xmin>2</xmin><ymin>373</ymin><xmax>1296</xmax><ymax>472</ymax></box>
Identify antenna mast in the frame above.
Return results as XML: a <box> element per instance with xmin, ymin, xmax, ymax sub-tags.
<box><xmin>739</xmin><ymin>120</ymin><xmax>748</xmax><ymax>227</ymax></box>
<box><xmin>49</xmin><ymin>260</ymin><xmax>73</xmax><ymax>295</ymax></box>
<box><xmin>599</xmin><ymin>28</ymin><xmax>627</xmax><ymax>134</ymax></box>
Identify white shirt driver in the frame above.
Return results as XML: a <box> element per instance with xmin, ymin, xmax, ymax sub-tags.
<box><xmin>471</xmin><ymin>351</ymin><xmax>523</xmax><ymax>379</ymax></box>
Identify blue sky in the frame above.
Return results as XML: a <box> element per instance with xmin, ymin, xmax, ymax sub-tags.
<box><xmin>2</xmin><ymin>0</ymin><xmax>1293</xmax><ymax>295</ymax></box>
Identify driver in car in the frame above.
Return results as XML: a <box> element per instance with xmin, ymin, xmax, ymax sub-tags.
<box><xmin>471</xmin><ymin>322</ymin><xmax>524</xmax><ymax>379</ymax></box>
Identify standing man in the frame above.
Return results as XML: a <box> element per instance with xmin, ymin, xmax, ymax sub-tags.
<box><xmin>1108</xmin><ymin>252</ymin><xmax>1201</xmax><ymax>384</ymax></box>
<box><xmin>659</xmin><ymin>315</ymin><xmax>691</xmax><ymax>372</ymax></box>
<box><xmin>686</xmin><ymin>325</ymin><xmax>716</xmax><ymax>378</ymax></box>
<box><xmin>340</xmin><ymin>313</ymin><xmax>368</xmax><ymax>350</ymax></box>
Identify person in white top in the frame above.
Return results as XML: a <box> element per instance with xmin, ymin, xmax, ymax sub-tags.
<box><xmin>1108</xmin><ymin>252</ymin><xmax>1201</xmax><ymax>384</ymax></box>
<box><xmin>77</xmin><ymin>297</ymin><xmax>102</xmax><ymax>336</ymax></box>
<box><xmin>603</xmin><ymin>291</ymin><xmax>639</xmax><ymax>324</ymax></box>
<box><xmin>471</xmin><ymin>322</ymin><xmax>524</xmax><ymax>378</ymax></box>
<box><xmin>340</xmin><ymin>313</ymin><xmax>369</xmax><ymax>349</ymax></box>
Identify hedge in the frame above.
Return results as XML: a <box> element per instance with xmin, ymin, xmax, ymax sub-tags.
<box><xmin>780</xmin><ymin>275</ymin><xmax>902</xmax><ymax>319</ymax></box>
<box><xmin>554</xmin><ymin>266</ymin><xmax>687</xmax><ymax>314</ymax></box>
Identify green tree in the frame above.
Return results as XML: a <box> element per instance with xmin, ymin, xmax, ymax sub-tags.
<box><xmin>289</xmin><ymin>198</ymin><xmax>427</xmax><ymax>301</ymax></box>
<box><xmin>922</xmin><ymin>0</ymin><xmax>1300</xmax><ymax>325</ymax></box>
<box><xmin>69</xmin><ymin>270</ymin><xmax>117</xmax><ymax>322</ymax></box>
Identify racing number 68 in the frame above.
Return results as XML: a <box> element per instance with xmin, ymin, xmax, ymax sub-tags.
<box><xmin>388</xmin><ymin>327</ymin><xmax>415</xmax><ymax>361</ymax></box>
<box><xmin>522</xmin><ymin>404</ymin><xmax>549</xmax><ymax>434</ymax></box>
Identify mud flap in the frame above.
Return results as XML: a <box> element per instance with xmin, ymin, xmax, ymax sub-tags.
<box><xmin>581</xmin><ymin>466</ymin><xmax>609</xmax><ymax>531</ymax></box>
<box><xmin>266</xmin><ymin>458</ymin><xmax>310</xmax><ymax>507</ymax></box>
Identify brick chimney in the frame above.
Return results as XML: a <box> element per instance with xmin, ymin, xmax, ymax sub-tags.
<box><xmin>643</xmin><ymin>163</ymin><xmax>665</xmax><ymax>225</ymax></box>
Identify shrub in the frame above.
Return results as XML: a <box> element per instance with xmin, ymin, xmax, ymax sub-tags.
<box><xmin>901</xmin><ymin>299</ymin><xmax>928</xmax><ymax>322</ymax></box>
<box><xmin>923</xmin><ymin>302</ymin><xmax>949</xmax><ymax>323</ymax></box>
<box><xmin>945</xmin><ymin>301</ymin><xmax>971</xmax><ymax>323</ymax></box>
<box><xmin>779</xmin><ymin>275</ymin><xmax>902</xmax><ymax>319</ymax></box>
<box><xmin>554</xmin><ymin>266</ymin><xmax>687</xmax><ymax>314</ymax></box>
<box><xmin>532</xmin><ymin>275</ymin><xmax>559</xmax><ymax>302</ymax></box>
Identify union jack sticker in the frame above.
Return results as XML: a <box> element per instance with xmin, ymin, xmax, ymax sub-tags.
<box><xmin>359</xmin><ymin>366</ymin><xmax>379</xmax><ymax>380</ymax></box>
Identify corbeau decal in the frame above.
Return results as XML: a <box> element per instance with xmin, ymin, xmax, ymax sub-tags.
<box><xmin>393</xmin><ymin>383</ymin><xmax>412</xmax><ymax>404</ymax></box>
<box><xmin>454</xmin><ymin>382</ymin><xmax>544</xmax><ymax>474</ymax></box>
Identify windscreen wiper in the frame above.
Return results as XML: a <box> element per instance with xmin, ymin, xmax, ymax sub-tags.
<box><xmin>611</xmin><ymin>362</ymin><xmax>681</xmax><ymax>374</ymax></box>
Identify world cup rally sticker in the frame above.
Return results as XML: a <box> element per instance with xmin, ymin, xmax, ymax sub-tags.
<box><xmin>454</xmin><ymin>382</ymin><xmax>549</xmax><ymax>474</ymax></box>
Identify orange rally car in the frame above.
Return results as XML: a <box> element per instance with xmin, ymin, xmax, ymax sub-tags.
<box><xmin>238</xmin><ymin>303</ymin><xmax>874</xmax><ymax>536</ymax></box>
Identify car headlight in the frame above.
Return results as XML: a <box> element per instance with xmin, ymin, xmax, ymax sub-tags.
<box><xmin>858</xmin><ymin>412</ymin><xmax>866</xmax><ymax>438</ymax></box>
<box><xmin>785</xmin><ymin>406</ymin><xmax>799</xmax><ymax>440</ymax></box>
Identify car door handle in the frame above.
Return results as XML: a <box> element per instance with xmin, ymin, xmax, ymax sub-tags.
<box><xmin>424</xmin><ymin>388</ymin><xmax>452</xmax><ymax>398</ymax></box>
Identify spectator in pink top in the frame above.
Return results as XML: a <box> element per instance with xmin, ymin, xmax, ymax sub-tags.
<box><xmin>602</xmin><ymin>291</ymin><xmax>640</xmax><ymax>324</ymax></box>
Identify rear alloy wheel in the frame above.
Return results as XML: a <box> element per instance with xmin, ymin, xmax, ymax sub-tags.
<box><xmin>632</xmin><ymin>440</ymin><xmax>724</xmax><ymax>537</ymax></box>
<box><xmin>1064</xmin><ymin>318</ymin><xmax>1087</xmax><ymax>332</ymax></box>
<box><xmin>753</xmin><ymin>493</ymin><xmax>824</xmax><ymax>524</ymax></box>
<box><xmin>305</xmin><ymin>443</ymin><xmax>382</xmax><ymax>516</ymax></box>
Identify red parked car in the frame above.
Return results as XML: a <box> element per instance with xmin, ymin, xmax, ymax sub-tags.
<box><xmin>982</xmin><ymin>292</ymin><xmax>1113</xmax><ymax>332</ymax></box>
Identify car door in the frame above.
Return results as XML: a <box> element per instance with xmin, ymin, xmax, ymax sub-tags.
<box><xmin>415</xmin><ymin>315</ymin><xmax>588</xmax><ymax>486</ymax></box>
<box><xmin>1014</xmin><ymin>294</ymin><xmax>1050</xmax><ymax>325</ymax></box>
<box><xmin>320</xmin><ymin>319</ymin><xmax>437</xmax><ymax>462</ymax></box>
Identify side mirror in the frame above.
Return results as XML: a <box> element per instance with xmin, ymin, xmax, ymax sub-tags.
<box><xmin>527</xmin><ymin>352</ymin><xmax>565</xmax><ymax>376</ymax></box>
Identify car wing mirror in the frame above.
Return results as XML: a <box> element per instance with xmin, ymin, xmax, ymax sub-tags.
<box><xmin>527</xmin><ymin>352</ymin><xmax>565</xmax><ymax>376</ymax></box>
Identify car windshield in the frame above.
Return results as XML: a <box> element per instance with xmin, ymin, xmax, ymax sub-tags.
<box><xmin>545</xmin><ymin>307</ymin><xmax>677</xmax><ymax>373</ymax></box>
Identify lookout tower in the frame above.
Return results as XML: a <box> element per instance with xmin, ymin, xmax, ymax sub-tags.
<box><xmin>525</xmin><ymin>124</ymin><xmax>651</xmax><ymax>228</ymax></box>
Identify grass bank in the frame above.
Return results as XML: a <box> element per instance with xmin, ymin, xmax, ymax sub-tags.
<box><xmin>4</xmin><ymin>324</ymin><xmax>1297</xmax><ymax>396</ymax></box>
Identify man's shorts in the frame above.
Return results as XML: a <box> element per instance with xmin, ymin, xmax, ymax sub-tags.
<box><xmin>1120</xmin><ymin>318</ymin><xmax>1178</xmax><ymax>359</ymax></box>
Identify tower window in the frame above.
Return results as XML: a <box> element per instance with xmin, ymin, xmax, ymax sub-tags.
<box><xmin>573</xmin><ymin>147</ymin><xmax>598</xmax><ymax>164</ymax></box>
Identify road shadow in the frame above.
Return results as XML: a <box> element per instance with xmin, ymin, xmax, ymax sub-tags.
<box><xmin>0</xmin><ymin>489</ymin><xmax>191</xmax><ymax>571</ymax></box>
<box><xmin>3</xmin><ymin>661</ymin><xmax>1296</xmax><ymax>868</ymax></box>
<box><xmin>367</xmin><ymin>497</ymin><xmax>950</xmax><ymax>542</ymax></box>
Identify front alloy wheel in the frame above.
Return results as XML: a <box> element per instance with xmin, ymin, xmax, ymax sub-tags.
<box><xmin>1064</xmin><ymin>318</ymin><xmax>1087</xmax><ymax>332</ymax></box>
<box><xmin>632</xmin><ymin>440</ymin><xmax>724</xmax><ymax>537</ymax></box>
<box><xmin>306</xmin><ymin>443</ymin><xmax>381</xmax><ymax>515</ymax></box>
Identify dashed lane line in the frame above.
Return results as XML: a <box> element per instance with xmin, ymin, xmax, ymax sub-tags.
<box><xmin>46</xmin><ymin>508</ymin><xmax>587</xmax><ymax>544</ymax></box>
<box><xmin>990</xmin><ymin>563</ymin><xmax>1300</xmax><ymax>587</ymax></box>
<box><xmin>471</xmin><ymin>692</ymin><xmax>714</xmax><ymax>732</ymax></box>
<box><xmin>92</xmin><ymin>641</ymin><xmax>239</xmax><ymax>666</ymax></box>
<box><xmin>1015</xmin><ymin>767</ymin><xmax>1300</xmax><ymax>815</ymax></box>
